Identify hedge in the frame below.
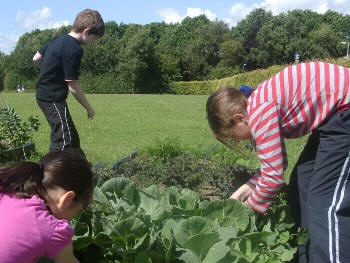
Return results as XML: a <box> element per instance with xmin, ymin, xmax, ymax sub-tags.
<box><xmin>169</xmin><ymin>58</ymin><xmax>350</xmax><ymax>95</ymax></box>
<box><xmin>79</xmin><ymin>72</ymin><xmax>131</xmax><ymax>94</ymax></box>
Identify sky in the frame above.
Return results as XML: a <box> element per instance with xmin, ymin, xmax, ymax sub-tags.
<box><xmin>0</xmin><ymin>0</ymin><xmax>349</xmax><ymax>54</ymax></box>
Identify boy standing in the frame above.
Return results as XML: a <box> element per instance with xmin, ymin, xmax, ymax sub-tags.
<box><xmin>33</xmin><ymin>9</ymin><xmax>104</xmax><ymax>152</ymax></box>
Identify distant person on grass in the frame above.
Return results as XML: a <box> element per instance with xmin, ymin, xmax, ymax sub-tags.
<box><xmin>206</xmin><ymin>62</ymin><xmax>350</xmax><ymax>263</ymax></box>
<box><xmin>0</xmin><ymin>150</ymin><xmax>94</xmax><ymax>263</ymax></box>
<box><xmin>33</xmin><ymin>9</ymin><xmax>104</xmax><ymax>153</ymax></box>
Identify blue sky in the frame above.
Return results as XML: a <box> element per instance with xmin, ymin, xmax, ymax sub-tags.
<box><xmin>1</xmin><ymin>0</ymin><xmax>349</xmax><ymax>54</ymax></box>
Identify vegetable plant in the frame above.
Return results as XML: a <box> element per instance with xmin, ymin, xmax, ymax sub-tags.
<box><xmin>72</xmin><ymin>177</ymin><xmax>305</xmax><ymax>263</ymax></box>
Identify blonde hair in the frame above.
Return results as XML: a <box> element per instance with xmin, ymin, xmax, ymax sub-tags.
<box><xmin>72</xmin><ymin>9</ymin><xmax>105</xmax><ymax>37</ymax></box>
<box><xmin>206</xmin><ymin>85</ymin><xmax>248</xmax><ymax>151</ymax></box>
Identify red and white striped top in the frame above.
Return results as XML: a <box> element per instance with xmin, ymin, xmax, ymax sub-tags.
<box><xmin>246</xmin><ymin>62</ymin><xmax>350</xmax><ymax>213</ymax></box>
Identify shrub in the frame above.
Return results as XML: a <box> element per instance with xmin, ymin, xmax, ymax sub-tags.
<box><xmin>80</xmin><ymin>72</ymin><xmax>133</xmax><ymax>94</ymax></box>
<box><xmin>4</xmin><ymin>71</ymin><xmax>37</xmax><ymax>91</ymax></box>
<box><xmin>169</xmin><ymin>58</ymin><xmax>350</xmax><ymax>95</ymax></box>
<box><xmin>0</xmin><ymin>106</ymin><xmax>40</xmax><ymax>161</ymax></box>
<box><xmin>168</xmin><ymin>80</ymin><xmax>216</xmax><ymax>95</ymax></box>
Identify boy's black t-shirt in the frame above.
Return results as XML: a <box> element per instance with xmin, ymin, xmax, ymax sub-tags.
<box><xmin>36</xmin><ymin>34</ymin><xmax>83</xmax><ymax>102</ymax></box>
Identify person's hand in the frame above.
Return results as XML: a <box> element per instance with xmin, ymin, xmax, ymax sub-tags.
<box><xmin>87</xmin><ymin>108</ymin><xmax>95</xmax><ymax>120</ymax></box>
<box><xmin>229</xmin><ymin>183</ymin><xmax>255</xmax><ymax>202</ymax></box>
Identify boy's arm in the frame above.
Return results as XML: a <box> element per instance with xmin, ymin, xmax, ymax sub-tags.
<box><xmin>33</xmin><ymin>51</ymin><xmax>43</xmax><ymax>64</ymax></box>
<box><xmin>67</xmin><ymin>80</ymin><xmax>95</xmax><ymax>120</ymax></box>
<box><xmin>53</xmin><ymin>243</ymin><xmax>80</xmax><ymax>263</ymax></box>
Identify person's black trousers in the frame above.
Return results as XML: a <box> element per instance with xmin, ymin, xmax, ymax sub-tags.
<box><xmin>37</xmin><ymin>99</ymin><xmax>81</xmax><ymax>152</ymax></box>
<box><xmin>288</xmin><ymin>108</ymin><xmax>350</xmax><ymax>263</ymax></box>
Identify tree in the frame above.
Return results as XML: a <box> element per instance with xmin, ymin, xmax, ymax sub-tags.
<box><xmin>181</xmin><ymin>20</ymin><xmax>229</xmax><ymax>80</ymax></box>
<box><xmin>0</xmin><ymin>52</ymin><xmax>6</xmax><ymax>91</ymax></box>
<box><xmin>116</xmin><ymin>27</ymin><xmax>164</xmax><ymax>93</ymax></box>
<box><xmin>308</xmin><ymin>23</ymin><xmax>343</xmax><ymax>58</ymax></box>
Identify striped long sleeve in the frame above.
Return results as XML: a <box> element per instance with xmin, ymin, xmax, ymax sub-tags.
<box><xmin>246</xmin><ymin>62</ymin><xmax>350</xmax><ymax>213</ymax></box>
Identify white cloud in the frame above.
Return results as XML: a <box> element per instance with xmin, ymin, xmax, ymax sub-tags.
<box><xmin>157</xmin><ymin>7</ymin><xmax>217</xmax><ymax>24</ymax></box>
<box><xmin>15</xmin><ymin>7</ymin><xmax>69</xmax><ymax>31</ymax></box>
<box><xmin>157</xmin><ymin>8</ymin><xmax>182</xmax><ymax>23</ymax></box>
<box><xmin>334</xmin><ymin>0</ymin><xmax>346</xmax><ymax>4</ymax></box>
<box><xmin>0</xmin><ymin>7</ymin><xmax>70</xmax><ymax>54</ymax></box>
<box><xmin>0</xmin><ymin>32</ymin><xmax>19</xmax><ymax>54</ymax></box>
<box><xmin>317</xmin><ymin>3</ymin><xmax>329</xmax><ymax>14</ymax></box>
<box><xmin>224</xmin><ymin>0</ymin><xmax>350</xmax><ymax>27</ymax></box>
<box><xmin>225</xmin><ymin>3</ymin><xmax>259</xmax><ymax>27</ymax></box>
<box><xmin>186</xmin><ymin>8</ymin><xmax>217</xmax><ymax>21</ymax></box>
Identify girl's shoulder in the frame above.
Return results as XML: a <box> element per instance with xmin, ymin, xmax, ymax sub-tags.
<box><xmin>0</xmin><ymin>193</ymin><xmax>72</xmax><ymax>233</ymax></box>
<box><xmin>0</xmin><ymin>193</ymin><xmax>74</xmax><ymax>259</ymax></box>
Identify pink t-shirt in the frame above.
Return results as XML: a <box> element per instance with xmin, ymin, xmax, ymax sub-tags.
<box><xmin>0</xmin><ymin>193</ymin><xmax>74</xmax><ymax>263</ymax></box>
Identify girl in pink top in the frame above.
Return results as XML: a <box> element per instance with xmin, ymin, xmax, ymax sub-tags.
<box><xmin>206</xmin><ymin>62</ymin><xmax>350</xmax><ymax>262</ymax></box>
<box><xmin>0</xmin><ymin>149</ymin><xmax>94</xmax><ymax>263</ymax></box>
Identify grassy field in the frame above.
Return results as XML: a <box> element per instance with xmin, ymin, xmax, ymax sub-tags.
<box><xmin>1</xmin><ymin>92</ymin><xmax>307</xmax><ymax>181</ymax></box>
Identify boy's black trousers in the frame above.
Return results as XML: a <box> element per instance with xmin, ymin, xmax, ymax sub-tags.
<box><xmin>37</xmin><ymin>99</ymin><xmax>81</xmax><ymax>152</ymax></box>
<box><xmin>288</xmin><ymin>108</ymin><xmax>350</xmax><ymax>263</ymax></box>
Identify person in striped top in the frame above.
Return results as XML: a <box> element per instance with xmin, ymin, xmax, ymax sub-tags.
<box><xmin>206</xmin><ymin>62</ymin><xmax>350</xmax><ymax>263</ymax></box>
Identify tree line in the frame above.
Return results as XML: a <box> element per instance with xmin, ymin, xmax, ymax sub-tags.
<box><xmin>0</xmin><ymin>8</ymin><xmax>349</xmax><ymax>93</ymax></box>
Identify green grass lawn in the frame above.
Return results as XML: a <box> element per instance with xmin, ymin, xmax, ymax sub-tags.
<box><xmin>1</xmin><ymin>92</ymin><xmax>307</xmax><ymax>181</ymax></box>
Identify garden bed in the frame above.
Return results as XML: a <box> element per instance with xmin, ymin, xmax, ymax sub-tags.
<box><xmin>39</xmin><ymin>141</ymin><xmax>305</xmax><ymax>263</ymax></box>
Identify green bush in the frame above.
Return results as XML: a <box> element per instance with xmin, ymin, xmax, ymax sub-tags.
<box><xmin>80</xmin><ymin>72</ymin><xmax>133</xmax><ymax>94</ymax></box>
<box><xmin>0</xmin><ymin>106</ymin><xmax>40</xmax><ymax>162</ymax></box>
<box><xmin>169</xmin><ymin>65</ymin><xmax>286</xmax><ymax>95</ymax></box>
<box><xmin>169</xmin><ymin>58</ymin><xmax>350</xmax><ymax>95</ymax></box>
<box><xmin>4</xmin><ymin>71</ymin><xmax>23</xmax><ymax>90</ymax></box>
<box><xmin>168</xmin><ymin>80</ymin><xmax>217</xmax><ymax>95</ymax></box>
<box><xmin>4</xmin><ymin>71</ymin><xmax>37</xmax><ymax>91</ymax></box>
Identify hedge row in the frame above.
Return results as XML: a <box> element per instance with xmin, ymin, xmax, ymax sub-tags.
<box><xmin>168</xmin><ymin>65</ymin><xmax>286</xmax><ymax>95</ymax></box>
<box><xmin>169</xmin><ymin>58</ymin><xmax>350</xmax><ymax>95</ymax></box>
<box><xmin>3</xmin><ymin>71</ymin><xmax>132</xmax><ymax>94</ymax></box>
<box><xmin>79</xmin><ymin>72</ymin><xmax>132</xmax><ymax>94</ymax></box>
<box><xmin>3</xmin><ymin>59</ymin><xmax>350</xmax><ymax>95</ymax></box>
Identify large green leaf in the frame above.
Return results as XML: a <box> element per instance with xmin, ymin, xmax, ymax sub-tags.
<box><xmin>139</xmin><ymin>187</ymin><xmax>168</xmax><ymax>221</ymax></box>
<box><xmin>201</xmin><ymin>199</ymin><xmax>252</xmax><ymax>231</ymax></box>
<box><xmin>178</xmin><ymin>189</ymin><xmax>200</xmax><ymax>210</ymax></box>
<box><xmin>177</xmin><ymin>248</ymin><xmax>201</xmax><ymax>263</ymax></box>
<box><xmin>135</xmin><ymin>251</ymin><xmax>153</xmax><ymax>263</ymax></box>
<box><xmin>100</xmin><ymin>177</ymin><xmax>130</xmax><ymax>194</ymax></box>
<box><xmin>93</xmin><ymin>232</ymin><xmax>114</xmax><ymax>247</ymax></box>
<box><xmin>240</xmin><ymin>232</ymin><xmax>278</xmax><ymax>247</ymax></box>
<box><xmin>173</xmin><ymin>217</ymin><xmax>214</xmax><ymax>246</ymax></box>
<box><xmin>182</xmin><ymin>232</ymin><xmax>220</xmax><ymax>260</ymax></box>
<box><xmin>93</xmin><ymin>186</ymin><xmax>109</xmax><ymax>208</ymax></box>
<box><xmin>100</xmin><ymin>177</ymin><xmax>141</xmax><ymax>207</ymax></box>
<box><xmin>161</xmin><ymin>219</ymin><xmax>178</xmax><ymax>241</ymax></box>
<box><xmin>203</xmin><ymin>240</ymin><xmax>234</xmax><ymax>263</ymax></box>
<box><xmin>111</xmin><ymin>217</ymin><xmax>149</xmax><ymax>239</ymax></box>
<box><xmin>217</xmin><ymin>227</ymin><xmax>238</xmax><ymax>241</ymax></box>
<box><xmin>162</xmin><ymin>186</ymin><xmax>181</xmax><ymax>206</ymax></box>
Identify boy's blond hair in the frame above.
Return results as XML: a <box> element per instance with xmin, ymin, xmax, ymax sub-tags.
<box><xmin>72</xmin><ymin>9</ymin><xmax>105</xmax><ymax>37</ymax></box>
<box><xmin>206</xmin><ymin>85</ymin><xmax>248</xmax><ymax>150</ymax></box>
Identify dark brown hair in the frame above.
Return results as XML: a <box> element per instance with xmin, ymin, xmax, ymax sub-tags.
<box><xmin>0</xmin><ymin>149</ymin><xmax>94</xmax><ymax>208</ymax></box>
<box><xmin>72</xmin><ymin>9</ymin><xmax>105</xmax><ymax>37</ymax></box>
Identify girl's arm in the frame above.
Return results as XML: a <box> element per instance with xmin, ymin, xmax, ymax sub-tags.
<box><xmin>53</xmin><ymin>243</ymin><xmax>80</xmax><ymax>263</ymax></box>
<box><xmin>230</xmin><ymin>182</ymin><xmax>255</xmax><ymax>201</ymax></box>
